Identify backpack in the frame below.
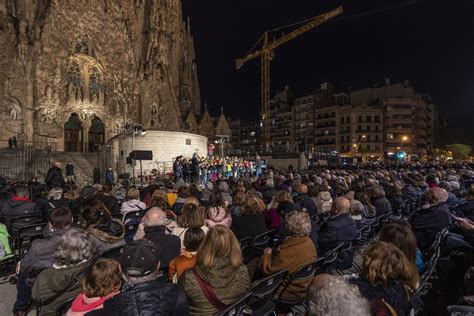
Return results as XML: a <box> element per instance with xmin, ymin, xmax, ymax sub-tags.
<box><xmin>0</xmin><ymin>223</ymin><xmax>13</xmax><ymax>260</ymax></box>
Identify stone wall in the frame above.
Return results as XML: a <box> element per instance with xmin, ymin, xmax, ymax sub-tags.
<box><xmin>109</xmin><ymin>130</ymin><xmax>207</xmax><ymax>176</ymax></box>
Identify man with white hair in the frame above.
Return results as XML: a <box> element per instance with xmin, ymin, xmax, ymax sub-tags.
<box><xmin>307</xmin><ymin>274</ymin><xmax>370</xmax><ymax>316</ymax></box>
<box><xmin>410</xmin><ymin>187</ymin><xmax>452</xmax><ymax>251</ymax></box>
<box><xmin>141</xmin><ymin>207</ymin><xmax>181</xmax><ymax>271</ymax></box>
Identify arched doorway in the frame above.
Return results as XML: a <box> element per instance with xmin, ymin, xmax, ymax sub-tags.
<box><xmin>88</xmin><ymin>117</ymin><xmax>105</xmax><ymax>152</ymax></box>
<box><xmin>64</xmin><ymin>114</ymin><xmax>83</xmax><ymax>152</ymax></box>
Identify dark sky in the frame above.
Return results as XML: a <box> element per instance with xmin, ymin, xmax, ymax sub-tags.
<box><xmin>182</xmin><ymin>0</ymin><xmax>474</xmax><ymax>132</ymax></box>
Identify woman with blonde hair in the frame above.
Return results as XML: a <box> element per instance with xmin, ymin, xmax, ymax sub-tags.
<box><xmin>179</xmin><ymin>226</ymin><xmax>250</xmax><ymax>315</ymax></box>
<box><xmin>231</xmin><ymin>195</ymin><xmax>268</xmax><ymax>239</ymax></box>
<box><xmin>348</xmin><ymin>241</ymin><xmax>419</xmax><ymax>315</ymax></box>
<box><xmin>172</xmin><ymin>204</ymin><xmax>209</xmax><ymax>250</ymax></box>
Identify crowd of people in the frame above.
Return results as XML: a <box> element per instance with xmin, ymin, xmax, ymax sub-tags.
<box><xmin>0</xmin><ymin>159</ymin><xmax>473</xmax><ymax>315</ymax></box>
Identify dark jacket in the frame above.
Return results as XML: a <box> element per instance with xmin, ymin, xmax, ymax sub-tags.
<box><xmin>98</xmin><ymin>194</ymin><xmax>120</xmax><ymax>215</ymax></box>
<box><xmin>0</xmin><ymin>196</ymin><xmax>39</xmax><ymax>232</ymax></box>
<box><xmin>349</xmin><ymin>276</ymin><xmax>412</xmax><ymax>316</ymax></box>
<box><xmin>87</xmin><ymin>219</ymin><xmax>126</xmax><ymax>255</ymax></box>
<box><xmin>231</xmin><ymin>214</ymin><xmax>268</xmax><ymax>239</ymax></box>
<box><xmin>45</xmin><ymin>166</ymin><xmax>65</xmax><ymax>188</ymax></box>
<box><xmin>262</xmin><ymin>188</ymin><xmax>277</xmax><ymax>204</ymax></box>
<box><xmin>65</xmin><ymin>164</ymin><xmax>74</xmax><ymax>176</ymax></box>
<box><xmin>144</xmin><ymin>225</ymin><xmax>181</xmax><ymax>269</ymax></box>
<box><xmin>372</xmin><ymin>196</ymin><xmax>392</xmax><ymax>217</ymax></box>
<box><xmin>318</xmin><ymin>212</ymin><xmax>358</xmax><ymax>269</ymax></box>
<box><xmin>88</xmin><ymin>276</ymin><xmax>188</xmax><ymax>316</ymax></box>
<box><xmin>296</xmin><ymin>193</ymin><xmax>317</xmax><ymax>217</ymax></box>
<box><xmin>32</xmin><ymin>260</ymin><xmax>90</xmax><ymax>316</ymax></box>
<box><xmin>410</xmin><ymin>202</ymin><xmax>452</xmax><ymax>251</ymax></box>
<box><xmin>43</xmin><ymin>198</ymin><xmax>71</xmax><ymax>216</ymax></box>
<box><xmin>387</xmin><ymin>195</ymin><xmax>404</xmax><ymax>214</ymax></box>
<box><xmin>20</xmin><ymin>228</ymin><xmax>68</xmax><ymax>276</ymax></box>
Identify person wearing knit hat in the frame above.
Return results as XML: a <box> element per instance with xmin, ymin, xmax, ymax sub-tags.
<box><xmin>95</xmin><ymin>239</ymin><xmax>189</xmax><ymax>315</ymax></box>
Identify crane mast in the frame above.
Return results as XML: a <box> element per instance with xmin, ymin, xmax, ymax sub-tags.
<box><xmin>236</xmin><ymin>6</ymin><xmax>343</xmax><ymax>152</ymax></box>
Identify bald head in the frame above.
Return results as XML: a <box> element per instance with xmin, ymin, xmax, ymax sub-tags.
<box><xmin>297</xmin><ymin>184</ymin><xmax>308</xmax><ymax>194</ymax></box>
<box><xmin>143</xmin><ymin>207</ymin><xmax>166</xmax><ymax>227</ymax></box>
<box><xmin>334</xmin><ymin>197</ymin><xmax>351</xmax><ymax>215</ymax></box>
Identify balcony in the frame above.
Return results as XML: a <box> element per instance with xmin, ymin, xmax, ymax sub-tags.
<box><xmin>316</xmin><ymin>140</ymin><xmax>336</xmax><ymax>145</ymax></box>
<box><xmin>315</xmin><ymin>133</ymin><xmax>336</xmax><ymax>138</ymax></box>
<box><xmin>315</xmin><ymin>122</ymin><xmax>336</xmax><ymax>128</ymax></box>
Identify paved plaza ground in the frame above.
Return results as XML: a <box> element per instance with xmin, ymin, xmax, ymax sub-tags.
<box><xmin>0</xmin><ymin>274</ymin><xmax>17</xmax><ymax>315</ymax></box>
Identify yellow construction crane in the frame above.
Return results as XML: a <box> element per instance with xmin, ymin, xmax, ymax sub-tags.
<box><xmin>236</xmin><ymin>6</ymin><xmax>343</xmax><ymax>151</ymax></box>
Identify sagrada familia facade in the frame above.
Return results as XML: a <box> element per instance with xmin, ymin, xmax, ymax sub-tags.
<box><xmin>0</xmin><ymin>0</ymin><xmax>230</xmax><ymax>152</ymax></box>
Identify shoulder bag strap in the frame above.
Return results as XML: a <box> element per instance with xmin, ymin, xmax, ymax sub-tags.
<box><xmin>191</xmin><ymin>268</ymin><xmax>229</xmax><ymax>311</ymax></box>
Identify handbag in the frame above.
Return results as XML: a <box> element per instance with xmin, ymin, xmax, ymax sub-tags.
<box><xmin>191</xmin><ymin>268</ymin><xmax>229</xmax><ymax>311</ymax></box>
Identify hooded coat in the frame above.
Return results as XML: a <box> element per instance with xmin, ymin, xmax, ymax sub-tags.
<box><xmin>0</xmin><ymin>196</ymin><xmax>39</xmax><ymax>231</ymax></box>
<box><xmin>179</xmin><ymin>257</ymin><xmax>250</xmax><ymax>315</ymax></box>
<box><xmin>120</xmin><ymin>199</ymin><xmax>146</xmax><ymax>216</ymax></box>
<box><xmin>32</xmin><ymin>261</ymin><xmax>90</xmax><ymax>316</ymax></box>
<box><xmin>87</xmin><ymin>219</ymin><xmax>126</xmax><ymax>254</ymax></box>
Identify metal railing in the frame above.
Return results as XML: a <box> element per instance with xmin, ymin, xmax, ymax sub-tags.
<box><xmin>0</xmin><ymin>143</ymin><xmax>53</xmax><ymax>182</ymax></box>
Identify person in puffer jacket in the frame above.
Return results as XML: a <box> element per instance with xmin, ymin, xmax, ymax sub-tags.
<box><xmin>120</xmin><ymin>188</ymin><xmax>146</xmax><ymax>217</ymax></box>
<box><xmin>205</xmin><ymin>205</ymin><xmax>232</xmax><ymax>228</ymax></box>
<box><xmin>315</xmin><ymin>185</ymin><xmax>333</xmax><ymax>214</ymax></box>
<box><xmin>79</xmin><ymin>198</ymin><xmax>126</xmax><ymax>255</ymax></box>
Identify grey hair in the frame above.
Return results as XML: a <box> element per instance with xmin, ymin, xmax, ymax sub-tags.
<box><xmin>307</xmin><ymin>276</ymin><xmax>370</xmax><ymax>316</ymax></box>
<box><xmin>218</xmin><ymin>181</ymin><xmax>229</xmax><ymax>193</ymax></box>
<box><xmin>205</xmin><ymin>181</ymin><xmax>214</xmax><ymax>191</ymax></box>
<box><xmin>143</xmin><ymin>207</ymin><xmax>166</xmax><ymax>227</ymax></box>
<box><xmin>285</xmin><ymin>211</ymin><xmax>312</xmax><ymax>237</ymax></box>
<box><xmin>53</xmin><ymin>228</ymin><xmax>96</xmax><ymax>267</ymax></box>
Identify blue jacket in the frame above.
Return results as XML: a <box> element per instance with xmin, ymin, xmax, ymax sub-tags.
<box><xmin>318</xmin><ymin>212</ymin><xmax>358</xmax><ymax>255</ymax></box>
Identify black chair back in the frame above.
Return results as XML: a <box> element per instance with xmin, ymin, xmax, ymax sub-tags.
<box><xmin>214</xmin><ymin>292</ymin><xmax>252</xmax><ymax>316</ymax></box>
<box><xmin>250</xmin><ymin>269</ymin><xmax>288</xmax><ymax>299</ymax></box>
<box><xmin>277</xmin><ymin>260</ymin><xmax>318</xmax><ymax>302</ymax></box>
<box><xmin>250</xmin><ymin>229</ymin><xmax>277</xmax><ymax>249</ymax></box>
<box><xmin>17</xmin><ymin>223</ymin><xmax>48</xmax><ymax>239</ymax></box>
<box><xmin>125</xmin><ymin>223</ymin><xmax>139</xmax><ymax>235</ymax></box>
<box><xmin>123</xmin><ymin>209</ymin><xmax>146</xmax><ymax>224</ymax></box>
<box><xmin>447</xmin><ymin>305</ymin><xmax>474</xmax><ymax>315</ymax></box>
<box><xmin>10</xmin><ymin>214</ymin><xmax>44</xmax><ymax>235</ymax></box>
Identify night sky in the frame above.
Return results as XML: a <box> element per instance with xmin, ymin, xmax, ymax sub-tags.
<box><xmin>182</xmin><ymin>0</ymin><xmax>474</xmax><ymax>139</ymax></box>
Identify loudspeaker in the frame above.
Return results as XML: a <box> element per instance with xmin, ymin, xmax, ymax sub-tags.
<box><xmin>129</xmin><ymin>150</ymin><xmax>153</xmax><ymax>160</ymax></box>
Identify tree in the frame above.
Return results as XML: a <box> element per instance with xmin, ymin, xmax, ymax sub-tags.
<box><xmin>446</xmin><ymin>143</ymin><xmax>472</xmax><ymax>160</ymax></box>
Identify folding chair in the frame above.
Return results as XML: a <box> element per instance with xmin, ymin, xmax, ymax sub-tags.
<box><xmin>238</xmin><ymin>237</ymin><xmax>252</xmax><ymax>252</ymax></box>
<box><xmin>12</xmin><ymin>222</ymin><xmax>48</xmax><ymax>259</ymax></box>
<box><xmin>447</xmin><ymin>305</ymin><xmax>474</xmax><ymax>315</ymax></box>
<box><xmin>215</xmin><ymin>292</ymin><xmax>252</xmax><ymax>316</ymax></box>
<box><xmin>10</xmin><ymin>214</ymin><xmax>44</xmax><ymax>235</ymax></box>
<box><xmin>123</xmin><ymin>209</ymin><xmax>147</xmax><ymax>224</ymax></box>
<box><xmin>276</xmin><ymin>260</ymin><xmax>318</xmax><ymax>305</ymax></box>
<box><xmin>250</xmin><ymin>269</ymin><xmax>288</xmax><ymax>300</ymax></box>
<box><xmin>125</xmin><ymin>223</ymin><xmax>139</xmax><ymax>236</ymax></box>
<box><xmin>249</xmin><ymin>229</ymin><xmax>277</xmax><ymax>249</ymax></box>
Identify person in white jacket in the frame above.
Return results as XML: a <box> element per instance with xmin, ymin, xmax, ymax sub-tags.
<box><xmin>120</xmin><ymin>188</ymin><xmax>146</xmax><ymax>217</ymax></box>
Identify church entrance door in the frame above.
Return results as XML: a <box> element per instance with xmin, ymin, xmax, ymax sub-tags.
<box><xmin>64</xmin><ymin>114</ymin><xmax>83</xmax><ymax>152</ymax></box>
<box><xmin>88</xmin><ymin>117</ymin><xmax>105</xmax><ymax>152</ymax></box>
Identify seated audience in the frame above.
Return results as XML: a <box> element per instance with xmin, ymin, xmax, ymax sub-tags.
<box><xmin>32</xmin><ymin>228</ymin><xmax>97</xmax><ymax>315</ymax></box>
<box><xmin>169</xmin><ymin>227</ymin><xmax>205</xmax><ymax>281</ymax></box>
<box><xmin>44</xmin><ymin>188</ymin><xmax>70</xmax><ymax>215</ymax></box>
<box><xmin>141</xmin><ymin>207</ymin><xmax>181</xmax><ymax>270</ymax></box>
<box><xmin>348</xmin><ymin>241</ymin><xmax>419</xmax><ymax>315</ymax></box>
<box><xmin>261</xmin><ymin>211</ymin><xmax>317</xmax><ymax>302</ymax></box>
<box><xmin>79</xmin><ymin>198</ymin><xmax>126</xmax><ymax>254</ymax></box>
<box><xmin>318</xmin><ymin>197</ymin><xmax>359</xmax><ymax>268</ymax></box>
<box><xmin>307</xmin><ymin>274</ymin><xmax>370</xmax><ymax>316</ymax></box>
<box><xmin>205</xmin><ymin>204</ymin><xmax>232</xmax><ymax>228</ymax></box>
<box><xmin>96</xmin><ymin>184</ymin><xmax>120</xmax><ymax>215</ymax></box>
<box><xmin>66</xmin><ymin>259</ymin><xmax>121</xmax><ymax>316</ymax></box>
<box><xmin>179</xmin><ymin>226</ymin><xmax>250</xmax><ymax>315</ymax></box>
<box><xmin>231</xmin><ymin>195</ymin><xmax>267</xmax><ymax>239</ymax></box>
<box><xmin>92</xmin><ymin>239</ymin><xmax>188</xmax><ymax>315</ymax></box>
<box><xmin>266</xmin><ymin>190</ymin><xmax>294</xmax><ymax>229</ymax></box>
<box><xmin>120</xmin><ymin>188</ymin><xmax>146</xmax><ymax>217</ymax></box>
<box><xmin>172</xmin><ymin>204</ymin><xmax>209</xmax><ymax>250</ymax></box>
<box><xmin>0</xmin><ymin>186</ymin><xmax>39</xmax><ymax>232</ymax></box>
<box><xmin>410</xmin><ymin>187</ymin><xmax>452</xmax><ymax>251</ymax></box>
<box><xmin>14</xmin><ymin>208</ymin><xmax>73</xmax><ymax>315</ymax></box>
<box><xmin>295</xmin><ymin>184</ymin><xmax>317</xmax><ymax>217</ymax></box>
<box><xmin>315</xmin><ymin>184</ymin><xmax>333</xmax><ymax>214</ymax></box>
<box><xmin>172</xmin><ymin>186</ymin><xmax>191</xmax><ymax>215</ymax></box>
<box><xmin>370</xmin><ymin>186</ymin><xmax>392</xmax><ymax>216</ymax></box>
